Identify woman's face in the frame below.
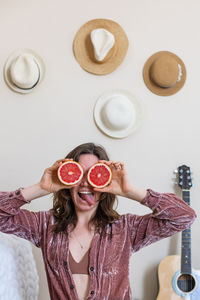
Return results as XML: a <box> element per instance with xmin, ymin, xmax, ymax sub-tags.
<box><xmin>70</xmin><ymin>154</ymin><xmax>101</xmax><ymax>212</ymax></box>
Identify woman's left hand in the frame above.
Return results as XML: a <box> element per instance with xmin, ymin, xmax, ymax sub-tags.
<box><xmin>93</xmin><ymin>160</ymin><xmax>133</xmax><ymax>197</ymax></box>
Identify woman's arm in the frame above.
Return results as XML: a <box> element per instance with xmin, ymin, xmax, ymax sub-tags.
<box><xmin>94</xmin><ymin>160</ymin><xmax>147</xmax><ymax>202</ymax></box>
<box><xmin>95</xmin><ymin>160</ymin><xmax>196</xmax><ymax>251</ymax></box>
<box><xmin>0</xmin><ymin>189</ymin><xmax>43</xmax><ymax>247</ymax></box>
<box><xmin>128</xmin><ymin>189</ymin><xmax>196</xmax><ymax>252</ymax></box>
<box><xmin>0</xmin><ymin>158</ymin><xmax>75</xmax><ymax>245</ymax></box>
<box><xmin>21</xmin><ymin>183</ymin><xmax>49</xmax><ymax>202</ymax></box>
<box><xmin>21</xmin><ymin>158</ymin><xmax>74</xmax><ymax>201</ymax></box>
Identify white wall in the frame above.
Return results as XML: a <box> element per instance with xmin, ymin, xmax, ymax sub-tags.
<box><xmin>0</xmin><ymin>1</ymin><xmax>199</xmax><ymax>299</ymax></box>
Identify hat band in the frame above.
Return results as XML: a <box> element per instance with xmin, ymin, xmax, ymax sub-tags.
<box><xmin>12</xmin><ymin>73</ymin><xmax>40</xmax><ymax>90</ymax></box>
<box><xmin>177</xmin><ymin>64</ymin><xmax>182</xmax><ymax>82</ymax></box>
<box><xmin>9</xmin><ymin>59</ymin><xmax>40</xmax><ymax>90</ymax></box>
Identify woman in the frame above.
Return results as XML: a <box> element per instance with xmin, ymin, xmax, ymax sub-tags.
<box><xmin>0</xmin><ymin>142</ymin><xmax>196</xmax><ymax>300</ymax></box>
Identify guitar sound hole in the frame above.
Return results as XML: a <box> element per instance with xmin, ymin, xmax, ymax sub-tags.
<box><xmin>177</xmin><ymin>274</ymin><xmax>195</xmax><ymax>292</ymax></box>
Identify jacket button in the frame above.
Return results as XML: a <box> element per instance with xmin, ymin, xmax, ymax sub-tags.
<box><xmin>90</xmin><ymin>290</ymin><xmax>95</xmax><ymax>295</ymax></box>
<box><xmin>70</xmin><ymin>284</ymin><xmax>74</xmax><ymax>290</ymax></box>
<box><xmin>15</xmin><ymin>190</ymin><xmax>20</xmax><ymax>195</ymax></box>
<box><xmin>90</xmin><ymin>266</ymin><xmax>94</xmax><ymax>271</ymax></box>
<box><xmin>63</xmin><ymin>261</ymin><xmax>67</xmax><ymax>266</ymax></box>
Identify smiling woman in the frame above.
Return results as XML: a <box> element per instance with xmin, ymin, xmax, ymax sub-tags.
<box><xmin>0</xmin><ymin>142</ymin><xmax>196</xmax><ymax>300</ymax></box>
<box><xmin>49</xmin><ymin>143</ymin><xmax>120</xmax><ymax>300</ymax></box>
<box><xmin>52</xmin><ymin>143</ymin><xmax>118</xmax><ymax>234</ymax></box>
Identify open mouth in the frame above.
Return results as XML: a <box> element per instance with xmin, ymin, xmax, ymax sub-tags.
<box><xmin>78</xmin><ymin>191</ymin><xmax>95</xmax><ymax>205</ymax></box>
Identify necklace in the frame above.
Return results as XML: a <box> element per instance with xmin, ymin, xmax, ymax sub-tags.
<box><xmin>72</xmin><ymin>232</ymin><xmax>84</xmax><ymax>250</ymax></box>
<box><xmin>72</xmin><ymin>230</ymin><xmax>95</xmax><ymax>250</ymax></box>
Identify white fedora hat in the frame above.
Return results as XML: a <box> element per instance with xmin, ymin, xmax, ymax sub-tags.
<box><xmin>4</xmin><ymin>49</ymin><xmax>45</xmax><ymax>94</ymax></box>
<box><xmin>94</xmin><ymin>90</ymin><xmax>142</xmax><ymax>139</ymax></box>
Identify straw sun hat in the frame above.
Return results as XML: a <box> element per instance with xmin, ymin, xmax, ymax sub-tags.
<box><xmin>4</xmin><ymin>49</ymin><xmax>45</xmax><ymax>94</ymax></box>
<box><xmin>94</xmin><ymin>90</ymin><xmax>142</xmax><ymax>139</ymax></box>
<box><xmin>143</xmin><ymin>51</ymin><xmax>186</xmax><ymax>96</ymax></box>
<box><xmin>73</xmin><ymin>19</ymin><xmax>129</xmax><ymax>75</ymax></box>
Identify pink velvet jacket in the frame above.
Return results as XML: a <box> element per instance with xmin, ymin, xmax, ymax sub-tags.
<box><xmin>0</xmin><ymin>189</ymin><xmax>196</xmax><ymax>300</ymax></box>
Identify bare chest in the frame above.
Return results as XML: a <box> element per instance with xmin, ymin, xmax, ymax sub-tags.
<box><xmin>69</xmin><ymin>230</ymin><xmax>94</xmax><ymax>262</ymax></box>
<box><xmin>72</xmin><ymin>274</ymin><xmax>90</xmax><ymax>300</ymax></box>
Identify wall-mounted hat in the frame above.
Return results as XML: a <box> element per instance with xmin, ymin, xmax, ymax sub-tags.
<box><xmin>4</xmin><ymin>49</ymin><xmax>45</xmax><ymax>94</ymax></box>
<box><xmin>143</xmin><ymin>51</ymin><xmax>186</xmax><ymax>96</ymax></box>
<box><xmin>73</xmin><ymin>19</ymin><xmax>129</xmax><ymax>75</ymax></box>
<box><xmin>94</xmin><ymin>90</ymin><xmax>142</xmax><ymax>139</ymax></box>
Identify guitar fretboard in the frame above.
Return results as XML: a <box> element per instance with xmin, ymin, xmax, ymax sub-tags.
<box><xmin>181</xmin><ymin>190</ymin><xmax>192</xmax><ymax>274</ymax></box>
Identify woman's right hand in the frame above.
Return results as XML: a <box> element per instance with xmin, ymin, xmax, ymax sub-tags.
<box><xmin>21</xmin><ymin>159</ymin><xmax>75</xmax><ymax>202</ymax></box>
<box><xmin>40</xmin><ymin>159</ymin><xmax>74</xmax><ymax>193</ymax></box>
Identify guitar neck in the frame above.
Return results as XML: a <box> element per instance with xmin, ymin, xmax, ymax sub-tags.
<box><xmin>181</xmin><ymin>190</ymin><xmax>192</xmax><ymax>274</ymax></box>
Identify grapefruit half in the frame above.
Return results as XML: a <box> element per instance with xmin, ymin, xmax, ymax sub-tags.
<box><xmin>57</xmin><ymin>161</ymin><xmax>83</xmax><ymax>185</ymax></box>
<box><xmin>87</xmin><ymin>163</ymin><xmax>112</xmax><ymax>188</ymax></box>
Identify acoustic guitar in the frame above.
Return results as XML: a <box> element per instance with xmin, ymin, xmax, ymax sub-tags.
<box><xmin>156</xmin><ymin>165</ymin><xmax>200</xmax><ymax>300</ymax></box>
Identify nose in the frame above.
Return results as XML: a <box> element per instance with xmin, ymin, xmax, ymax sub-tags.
<box><xmin>79</xmin><ymin>172</ymin><xmax>90</xmax><ymax>186</ymax></box>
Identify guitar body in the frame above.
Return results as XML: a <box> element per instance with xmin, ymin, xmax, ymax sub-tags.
<box><xmin>157</xmin><ymin>255</ymin><xmax>200</xmax><ymax>300</ymax></box>
<box><xmin>157</xmin><ymin>166</ymin><xmax>199</xmax><ymax>300</ymax></box>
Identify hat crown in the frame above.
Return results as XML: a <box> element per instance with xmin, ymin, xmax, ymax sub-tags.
<box><xmin>73</xmin><ymin>19</ymin><xmax>129</xmax><ymax>75</ymax></box>
<box><xmin>143</xmin><ymin>51</ymin><xmax>186</xmax><ymax>96</ymax></box>
<box><xmin>90</xmin><ymin>28</ymin><xmax>115</xmax><ymax>62</ymax></box>
<box><xmin>94</xmin><ymin>90</ymin><xmax>142</xmax><ymax>138</ymax></box>
<box><xmin>102</xmin><ymin>95</ymin><xmax>135</xmax><ymax>130</ymax></box>
<box><xmin>10</xmin><ymin>54</ymin><xmax>40</xmax><ymax>89</ymax></box>
<box><xmin>150</xmin><ymin>55</ymin><xmax>180</xmax><ymax>88</ymax></box>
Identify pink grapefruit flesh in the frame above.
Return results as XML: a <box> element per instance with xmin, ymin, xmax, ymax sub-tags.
<box><xmin>57</xmin><ymin>161</ymin><xmax>83</xmax><ymax>185</ymax></box>
<box><xmin>87</xmin><ymin>163</ymin><xmax>112</xmax><ymax>188</ymax></box>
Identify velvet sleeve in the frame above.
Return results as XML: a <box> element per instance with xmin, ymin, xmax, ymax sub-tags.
<box><xmin>127</xmin><ymin>189</ymin><xmax>197</xmax><ymax>252</ymax></box>
<box><xmin>0</xmin><ymin>189</ymin><xmax>45</xmax><ymax>248</ymax></box>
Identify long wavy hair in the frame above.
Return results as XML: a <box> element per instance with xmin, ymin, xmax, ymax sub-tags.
<box><xmin>52</xmin><ymin>142</ymin><xmax>120</xmax><ymax>234</ymax></box>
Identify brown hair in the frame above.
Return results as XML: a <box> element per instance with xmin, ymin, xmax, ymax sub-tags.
<box><xmin>52</xmin><ymin>142</ymin><xmax>120</xmax><ymax>234</ymax></box>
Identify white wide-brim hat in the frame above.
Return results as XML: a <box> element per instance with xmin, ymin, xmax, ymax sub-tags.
<box><xmin>4</xmin><ymin>49</ymin><xmax>45</xmax><ymax>94</ymax></box>
<box><xmin>94</xmin><ymin>90</ymin><xmax>142</xmax><ymax>139</ymax></box>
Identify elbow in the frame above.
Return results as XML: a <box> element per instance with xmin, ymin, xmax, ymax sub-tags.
<box><xmin>179</xmin><ymin>208</ymin><xmax>197</xmax><ymax>229</ymax></box>
<box><xmin>188</xmin><ymin>209</ymin><xmax>197</xmax><ymax>225</ymax></box>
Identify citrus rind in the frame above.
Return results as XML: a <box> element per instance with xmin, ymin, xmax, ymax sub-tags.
<box><xmin>57</xmin><ymin>161</ymin><xmax>83</xmax><ymax>185</ymax></box>
<box><xmin>87</xmin><ymin>163</ymin><xmax>112</xmax><ymax>188</ymax></box>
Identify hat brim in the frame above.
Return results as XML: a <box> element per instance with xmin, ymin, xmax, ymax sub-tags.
<box><xmin>73</xmin><ymin>19</ymin><xmax>129</xmax><ymax>75</ymax></box>
<box><xmin>143</xmin><ymin>51</ymin><xmax>186</xmax><ymax>96</ymax></box>
<box><xmin>4</xmin><ymin>49</ymin><xmax>45</xmax><ymax>94</ymax></box>
<box><xmin>94</xmin><ymin>90</ymin><xmax>142</xmax><ymax>139</ymax></box>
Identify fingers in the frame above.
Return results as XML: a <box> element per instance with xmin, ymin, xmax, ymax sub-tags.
<box><xmin>93</xmin><ymin>187</ymin><xmax>109</xmax><ymax>193</ymax></box>
<box><xmin>115</xmin><ymin>162</ymin><xmax>124</xmax><ymax>170</ymax></box>
<box><xmin>48</xmin><ymin>158</ymin><xmax>73</xmax><ymax>172</ymax></box>
<box><xmin>98</xmin><ymin>160</ymin><xmax>124</xmax><ymax>171</ymax></box>
<box><xmin>51</xmin><ymin>159</ymin><xmax>124</xmax><ymax>172</ymax></box>
<box><xmin>54</xmin><ymin>158</ymin><xmax>73</xmax><ymax>166</ymax></box>
<box><xmin>53</xmin><ymin>158</ymin><xmax>73</xmax><ymax>166</ymax></box>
